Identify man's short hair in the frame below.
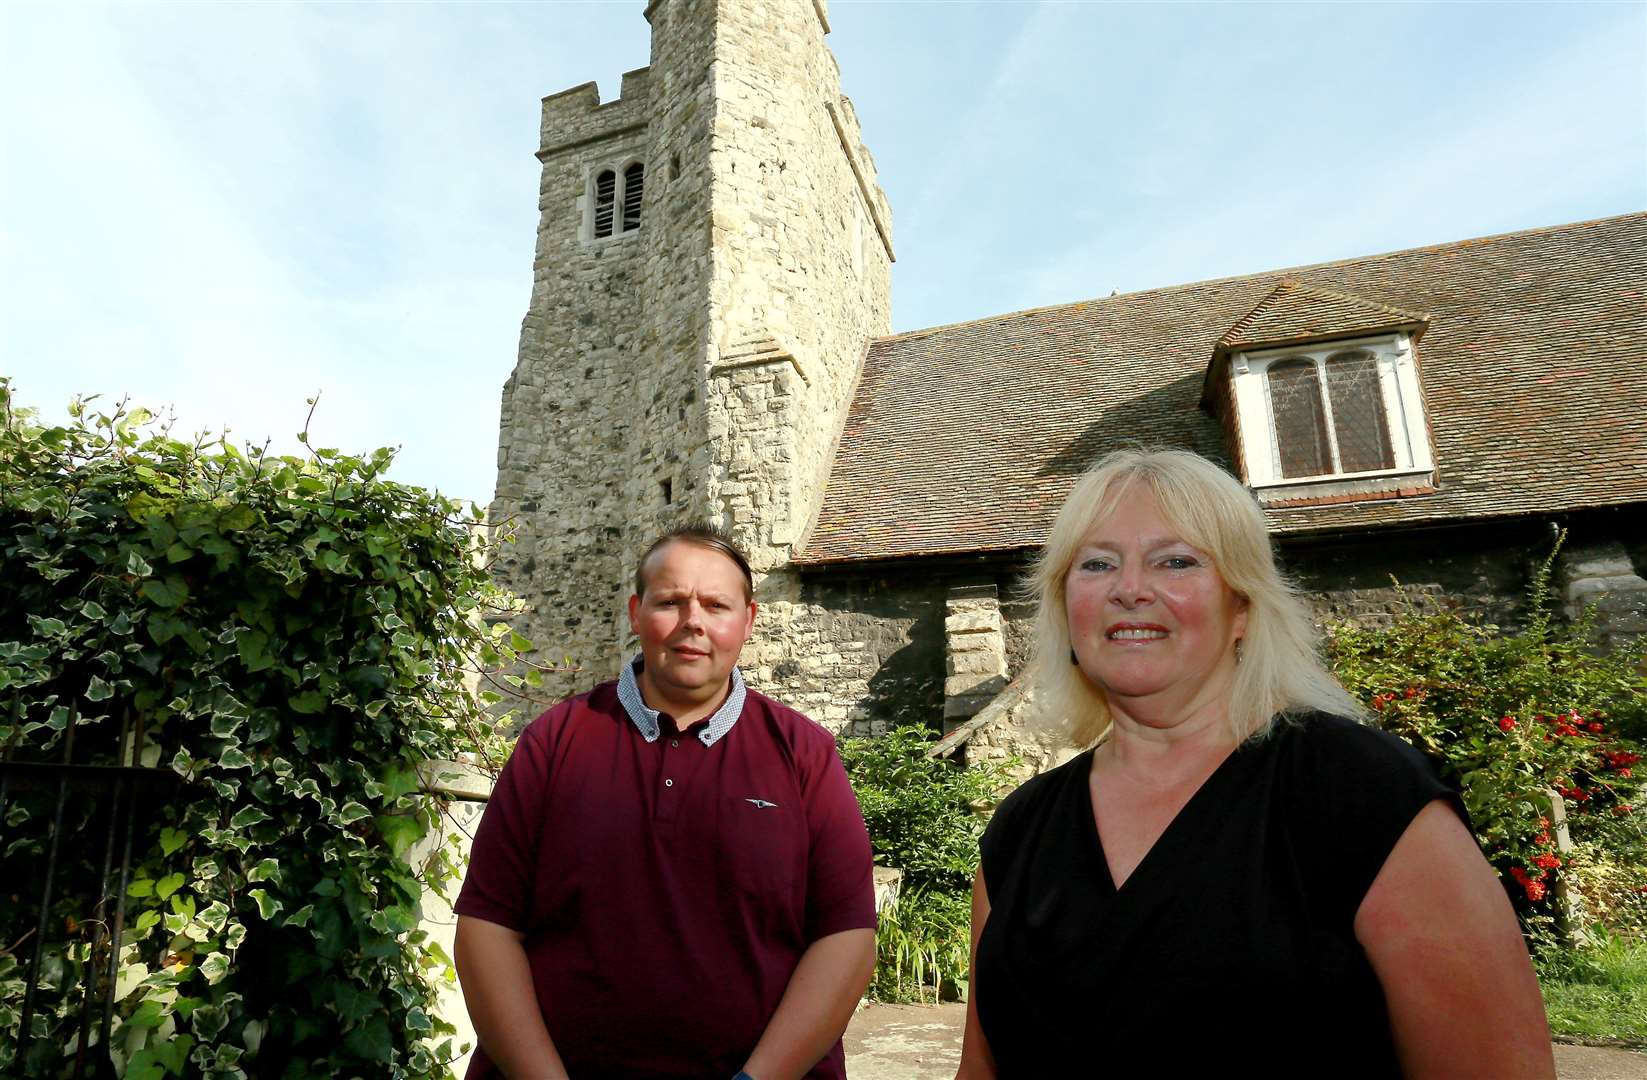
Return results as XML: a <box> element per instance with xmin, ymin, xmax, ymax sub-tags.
<box><xmin>634</xmin><ymin>524</ymin><xmax>755</xmax><ymax>603</ymax></box>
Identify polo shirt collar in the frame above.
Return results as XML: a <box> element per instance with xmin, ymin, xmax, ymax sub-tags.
<box><xmin>617</xmin><ymin>653</ymin><xmax>746</xmax><ymax>747</ymax></box>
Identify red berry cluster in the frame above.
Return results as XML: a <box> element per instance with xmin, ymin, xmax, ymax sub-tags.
<box><xmin>1603</xmin><ymin>750</ymin><xmax>1640</xmax><ymax>780</ymax></box>
<box><xmin>1369</xmin><ymin>686</ymin><xmax>1424</xmax><ymax>711</ymax></box>
<box><xmin>1509</xmin><ymin>865</ymin><xmax>1548</xmax><ymax>902</ymax></box>
<box><xmin>1498</xmin><ymin>715</ymin><xmax>1517</xmax><ymax>732</ymax></box>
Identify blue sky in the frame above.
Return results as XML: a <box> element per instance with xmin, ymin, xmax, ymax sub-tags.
<box><xmin>3</xmin><ymin>1</ymin><xmax>1642</xmax><ymax>507</ymax></box>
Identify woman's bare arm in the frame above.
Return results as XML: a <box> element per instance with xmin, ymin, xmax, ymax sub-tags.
<box><xmin>1355</xmin><ymin>800</ymin><xmax>1555</xmax><ymax>1079</ymax></box>
<box><xmin>954</xmin><ymin>867</ymin><xmax>998</xmax><ymax>1080</ymax></box>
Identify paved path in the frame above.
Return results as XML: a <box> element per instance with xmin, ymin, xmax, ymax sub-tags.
<box><xmin>843</xmin><ymin>1003</ymin><xmax>1647</xmax><ymax>1079</ymax></box>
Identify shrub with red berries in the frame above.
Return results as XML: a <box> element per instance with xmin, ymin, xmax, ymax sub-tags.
<box><xmin>1326</xmin><ymin>534</ymin><xmax>1647</xmax><ymax>940</ymax></box>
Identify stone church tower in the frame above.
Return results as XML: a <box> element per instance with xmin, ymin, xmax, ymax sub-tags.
<box><xmin>490</xmin><ymin>0</ymin><xmax>894</xmax><ymax>712</ymax></box>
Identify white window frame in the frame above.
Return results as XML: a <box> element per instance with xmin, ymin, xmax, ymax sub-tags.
<box><xmin>1229</xmin><ymin>332</ymin><xmax>1433</xmax><ymax>488</ymax></box>
<box><xmin>579</xmin><ymin>155</ymin><xmax>645</xmax><ymax>245</ymax></box>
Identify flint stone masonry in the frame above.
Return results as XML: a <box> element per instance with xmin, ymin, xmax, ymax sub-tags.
<box><xmin>490</xmin><ymin>0</ymin><xmax>891</xmax><ymax>715</ymax></box>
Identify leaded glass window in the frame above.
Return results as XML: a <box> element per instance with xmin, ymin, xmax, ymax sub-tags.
<box><xmin>1325</xmin><ymin>351</ymin><xmax>1395</xmax><ymax>473</ymax></box>
<box><xmin>1268</xmin><ymin>359</ymin><xmax>1332</xmax><ymax>479</ymax></box>
<box><xmin>1266</xmin><ymin>351</ymin><xmax>1396</xmax><ymax>479</ymax></box>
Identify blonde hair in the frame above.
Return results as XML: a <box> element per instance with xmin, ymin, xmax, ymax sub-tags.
<box><xmin>1028</xmin><ymin>448</ymin><xmax>1362</xmax><ymax>748</ymax></box>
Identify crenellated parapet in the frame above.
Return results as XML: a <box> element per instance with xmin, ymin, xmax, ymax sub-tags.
<box><xmin>537</xmin><ymin>67</ymin><xmax>652</xmax><ymax>159</ymax></box>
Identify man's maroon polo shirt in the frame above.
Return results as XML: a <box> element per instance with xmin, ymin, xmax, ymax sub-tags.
<box><xmin>454</xmin><ymin>679</ymin><xmax>876</xmax><ymax>1079</ymax></box>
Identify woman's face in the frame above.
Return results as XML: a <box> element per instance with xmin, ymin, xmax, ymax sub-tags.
<box><xmin>1064</xmin><ymin>485</ymin><xmax>1248</xmax><ymax>722</ymax></box>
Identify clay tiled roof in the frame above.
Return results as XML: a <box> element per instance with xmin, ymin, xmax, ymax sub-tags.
<box><xmin>1216</xmin><ymin>281</ymin><xmax>1428</xmax><ymax>353</ymax></box>
<box><xmin>800</xmin><ymin>214</ymin><xmax>1647</xmax><ymax>564</ymax></box>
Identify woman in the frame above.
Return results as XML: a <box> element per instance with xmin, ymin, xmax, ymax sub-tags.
<box><xmin>956</xmin><ymin>449</ymin><xmax>1552</xmax><ymax>1078</ymax></box>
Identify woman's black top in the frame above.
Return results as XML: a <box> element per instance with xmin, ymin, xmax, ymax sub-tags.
<box><xmin>976</xmin><ymin>712</ymin><xmax>1463</xmax><ymax>1076</ymax></box>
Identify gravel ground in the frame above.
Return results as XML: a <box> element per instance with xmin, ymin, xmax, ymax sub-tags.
<box><xmin>843</xmin><ymin>1003</ymin><xmax>1647</xmax><ymax>1079</ymax></box>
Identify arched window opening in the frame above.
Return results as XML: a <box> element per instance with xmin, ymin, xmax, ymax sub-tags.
<box><xmin>1268</xmin><ymin>358</ymin><xmax>1331</xmax><ymax>479</ymax></box>
<box><xmin>1324</xmin><ymin>351</ymin><xmax>1395</xmax><ymax>474</ymax></box>
<box><xmin>593</xmin><ymin>170</ymin><xmax>617</xmax><ymax>239</ymax></box>
<box><xmin>622</xmin><ymin>162</ymin><xmax>644</xmax><ymax>233</ymax></box>
<box><xmin>1266</xmin><ymin>350</ymin><xmax>1398</xmax><ymax>480</ymax></box>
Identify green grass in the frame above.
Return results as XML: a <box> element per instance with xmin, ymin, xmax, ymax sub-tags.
<box><xmin>1537</xmin><ymin>932</ymin><xmax>1647</xmax><ymax>1044</ymax></box>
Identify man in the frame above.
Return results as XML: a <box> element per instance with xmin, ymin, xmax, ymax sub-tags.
<box><xmin>454</xmin><ymin>525</ymin><xmax>876</xmax><ymax>1080</ymax></box>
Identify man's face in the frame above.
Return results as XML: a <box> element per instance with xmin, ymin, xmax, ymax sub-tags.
<box><xmin>627</xmin><ymin>540</ymin><xmax>756</xmax><ymax>717</ymax></box>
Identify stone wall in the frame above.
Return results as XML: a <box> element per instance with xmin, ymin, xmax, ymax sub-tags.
<box><xmin>749</xmin><ymin>568</ymin><xmax>946</xmax><ymax>735</ymax></box>
<box><xmin>774</xmin><ymin>512</ymin><xmax>1645</xmax><ymax>766</ymax></box>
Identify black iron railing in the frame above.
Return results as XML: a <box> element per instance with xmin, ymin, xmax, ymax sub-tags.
<box><xmin>1</xmin><ymin>704</ymin><xmax>177</xmax><ymax>1078</ymax></box>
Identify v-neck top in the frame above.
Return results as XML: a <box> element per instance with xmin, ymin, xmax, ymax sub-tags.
<box><xmin>976</xmin><ymin>712</ymin><xmax>1463</xmax><ymax>1076</ymax></box>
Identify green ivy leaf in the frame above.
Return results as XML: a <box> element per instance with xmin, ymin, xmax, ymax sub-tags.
<box><xmin>373</xmin><ymin>814</ymin><xmax>423</xmax><ymax>859</ymax></box>
<box><xmin>237</xmin><ymin>629</ymin><xmax>274</xmax><ymax>672</ymax></box>
<box><xmin>192</xmin><ymin>996</ymin><xmax>230</xmax><ymax>1034</ymax></box>
<box><xmin>198</xmin><ymin>900</ymin><xmax>230</xmax><ymax>933</ymax></box>
<box><xmin>84</xmin><ymin>675</ymin><xmax>114</xmax><ymax>701</ymax></box>
<box><xmin>140</xmin><ymin>575</ymin><xmax>190</xmax><ymax>609</ymax></box>
<box><xmin>248</xmin><ymin>888</ymin><xmax>282</xmax><ymax>921</ymax></box>
<box><xmin>219</xmin><ymin>745</ymin><xmax>253</xmax><ymax>769</ymax></box>
<box><xmin>155</xmin><ymin>872</ymin><xmax>185</xmax><ymax>901</ymax></box>
<box><xmin>379</xmin><ymin>762</ymin><xmax>420</xmax><ymax>802</ymax></box>
<box><xmin>159</xmin><ymin>827</ymin><xmax>187</xmax><ymax>856</ymax></box>
<box><xmin>127</xmin><ymin>550</ymin><xmax>154</xmax><ymax>577</ymax></box>
<box><xmin>247</xmin><ymin>857</ymin><xmax>280</xmax><ymax>883</ymax></box>
<box><xmin>336</xmin><ymin>801</ymin><xmax>371</xmax><ymax>825</ymax></box>
<box><xmin>289</xmin><ymin>690</ymin><xmax>326</xmax><ymax>714</ymax></box>
<box><xmin>229</xmin><ymin>805</ymin><xmax>271</xmax><ymax>829</ymax></box>
<box><xmin>219</xmin><ymin>503</ymin><xmax>256</xmax><ymax>531</ymax></box>
<box><xmin>283</xmin><ymin>904</ymin><xmax>314</xmax><ymax>927</ymax></box>
<box><xmin>343</xmin><ymin>1014</ymin><xmax>394</xmax><ymax>1063</ymax></box>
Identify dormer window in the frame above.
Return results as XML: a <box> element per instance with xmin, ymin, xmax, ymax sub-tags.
<box><xmin>1231</xmin><ymin>334</ymin><xmax>1432</xmax><ymax>489</ymax></box>
<box><xmin>1205</xmin><ymin>282</ymin><xmax>1436</xmax><ymax>503</ymax></box>
<box><xmin>587</xmin><ymin>160</ymin><xmax>643</xmax><ymax>241</ymax></box>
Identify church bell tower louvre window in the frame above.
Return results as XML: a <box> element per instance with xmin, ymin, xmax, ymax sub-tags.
<box><xmin>592</xmin><ymin>169</ymin><xmax>617</xmax><ymax>239</ymax></box>
<box><xmin>586</xmin><ymin>161</ymin><xmax>643</xmax><ymax>242</ymax></box>
<box><xmin>1227</xmin><ymin>334</ymin><xmax>1433</xmax><ymax>490</ymax></box>
<box><xmin>622</xmin><ymin>163</ymin><xmax>644</xmax><ymax>233</ymax></box>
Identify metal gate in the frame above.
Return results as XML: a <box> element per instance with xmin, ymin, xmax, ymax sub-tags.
<box><xmin>1</xmin><ymin>704</ymin><xmax>177</xmax><ymax>1078</ymax></box>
